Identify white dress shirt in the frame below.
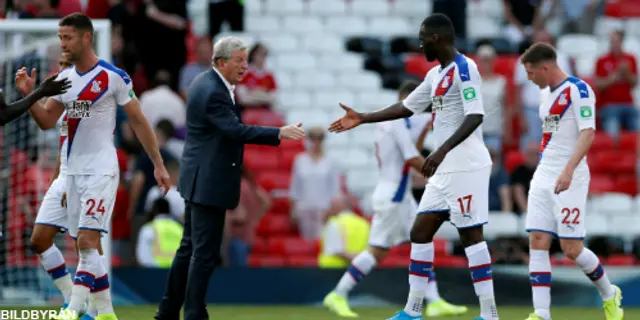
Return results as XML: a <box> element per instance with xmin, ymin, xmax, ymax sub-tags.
<box><xmin>212</xmin><ymin>67</ymin><xmax>236</xmax><ymax>104</ymax></box>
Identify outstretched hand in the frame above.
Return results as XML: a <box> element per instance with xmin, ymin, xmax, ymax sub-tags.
<box><xmin>15</xmin><ymin>67</ymin><xmax>37</xmax><ymax>96</ymax></box>
<box><xmin>328</xmin><ymin>103</ymin><xmax>363</xmax><ymax>133</ymax></box>
<box><xmin>279</xmin><ymin>122</ymin><xmax>305</xmax><ymax>140</ymax></box>
<box><xmin>38</xmin><ymin>73</ymin><xmax>72</xmax><ymax>97</ymax></box>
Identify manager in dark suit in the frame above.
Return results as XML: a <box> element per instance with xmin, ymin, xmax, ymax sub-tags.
<box><xmin>155</xmin><ymin>36</ymin><xmax>305</xmax><ymax>320</ymax></box>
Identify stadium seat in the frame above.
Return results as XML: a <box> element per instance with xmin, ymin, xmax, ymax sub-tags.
<box><xmin>575</xmin><ymin>55</ymin><xmax>596</xmax><ymax>77</ymax></box>
<box><xmin>256</xmin><ymin>214</ymin><xmax>295</xmax><ymax>236</ymax></box>
<box><xmin>493</xmin><ymin>55</ymin><xmax>518</xmax><ymax>79</ymax></box>
<box><xmin>433</xmin><ymin>238</ymin><xmax>450</xmax><ymax>256</ymax></box>
<box><xmin>557</xmin><ymin>34</ymin><xmax>598</xmax><ymax>58</ymax></box>
<box><xmin>404</xmin><ymin>53</ymin><xmax>431</xmax><ymax>78</ymax></box>
<box><xmin>272</xmin><ymin>70</ymin><xmax>293</xmax><ymax>89</ymax></box>
<box><xmin>389</xmin><ymin>243</ymin><xmax>410</xmax><ymax>257</ymax></box>
<box><xmin>369</xmin><ymin>17</ymin><xmax>412</xmax><ymax>36</ymax></box>
<box><xmin>318</xmin><ymin>53</ymin><xmax>364</xmax><ymax>72</ymax></box>
<box><xmin>434</xmin><ymin>256</ymin><xmax>467</xmax><ymax>268</ymax></box>
<box><xmin>244</xmin><ymin>149</ymin><xmax>279</xmax><ymax>172</ymax></box>
<box><xmin>614</xmin><ymin>175</ymin><xmax>638</xmax><ymax>196</ymax></box>
<box><xmin>608</xmin><ymin>214</ymin><xmax>640</xmax><ymax>238</ymax></box>
<box><xmin>485</xmin><ymin>212</ymin><xmax>520</xmax><ymax>237</ymax></box>
<box><xmin>265</xmin><ymin>0</ymin><xmax>304</xmax><ymax>15</ymax></box>
<box><xmin>591</xmin><ymin>132</ymin><xmax>615</xmax><ymax>152</ymax></box>
<box><xmin>389</xmin><ymin>36</ymin><xmax>421</xmax><ymax>55</ymax></box>
<box><xmin>393</xmin><ymin>0</ymin><xmax>430</xmax><ymax>18</ymax></box>
<box><xmin>626</xmin><ymin>18</ymin><xmax>640</xmax><ymax>37</ymax></box>
<box><xmin>312</xmin><ymin>90</ymin><xmax>356</xmax><ymax>109</ymax></box>
<box><xmin>589</xmin><ymin>174</ymin><xmax>616</xmax><ymax>195</ymax></box>
<box><xmin>592</xmin><ymin>193</ymin><xmax>634</xmax><ymax>215</ymax></box>
<box><xmin>346</xmin><ymin>37</ymin><xmax>384</xmax><ymax>55</ymax></box>
<box><xmin>594</xmin><ymin>17</ymin><xmax>625</xmax><ymax>38</ymax></box>
<box><xmin>248</xmin><ymin>255</ymin><xmax>287</xmax><ymax>267</ymax></box>
<box><xmin>280</xmin><ymin>149</ymin><xmax>301</xmax><ymax>171</ymax></box>
<box><xmin>364</xmin><ymin>55</ymin><xmax>405</xmax><ymax>75</ymax></box>
<box><xmin>325</xmin><ymin>16</ymin><xmax>368</xmax><ymax>35</ymax></box>
<box><xmin>606</xmin><ymin>254</ymin><xmax>636</xmax><ymax>266</ymax></box>
<box><xmin>280</xmin><ymin>139</ymin><xmax>304</xmax><ymax>152</ymax></box>
<box><xmin>277</xmin><ymin>91</ymin><xmax>312</xmax><ymax>110</ymax></box>
<box><xmin>242</xmin><ymin>109</ymin><xmax>285</xmax><ymax>127</ymax></box>
<box><xmin>286</xmin><ymin>110</ymin><xmax>329</xmax><ymax>127</ymax></box>
<box><xmin>251</xmin><ymin>237</ymin><xmax>271</xmax><ymax>254</ymax></box>
<box><xmin>246</xmin><ymin>16</ymin><xmax>280</xmax><ymax>33</ymax></box>
<box><xmin>589</xmin><ymin>151</ymin><xmax>635</xmax><ymax>174</ymax></box>
<box><xmin>585</xmin><ymin>213</ymin><xmax>609</xmax><ymax>237</ymax></box>
<box><xmin>618</xmin><ymin>131</ymin><xmax>637</xmax><ymax>152</ymax></box>
<box><xmin>282</xmin><ymin>16</ymin><xmax>324</xmax><ymax>34</ymax></box>
<box><xmin>275</xmin><ymin>53</ymin><xmax>317</xmax><ymax>71</ymax></box>
<box><xmin>261</xmin><ymin>34</ymin><xmax>299</xmax><ymax>53</ymax></box>
<box><xmin>293</xmin><ymin>71</ymin><xmax>336</xmax><ymax>89</ymax></box>
<box><xmin>350</xmin><ymin>0</ymin><xmax>389</xmax><ymax>16</ymax></box>
<box><xmin>308</xmin><ymin>0</ymin><xmax>347</xmax><ymax>15</ymax></box>
<box><xmin>269</xmin><ymin>237</ymin><xmax>319</xmax><ymax>256</ymax></box>
<box><xmin>466</xmin><ymin>17</ymin><xmax>501</xmax><ymax>40</ymax></box>
<box><xmin>302</xmin><ymin>34</ymin><xmax>344</xmax><ymax>53</ymax></box>
<box><xmin>324</xmin><ymin>130</ymin><xmax>352</xmax><ymax>149</ymax></box>
<box><xmin>287</xmin><ymin>255</ymin><xmax>318</xmax><ymax>267</ymax></box>
<box><xmin>269</xmin><ymin>196</ymin><xmax>291</xmax><ymax>215</ymax></box>
<box><xmin>338</xmin><ymin>72</ymin><xmax>382</xmax><ymax>90</ymax></box>
<box><xmin>256</xmin><ymin>171</ymin><xmax>291</xmax><ymax>191</ymax></box>
<box><xmin>380</xmin><ymin>256</ymin><xmax>409</xmax><ymax>267</ymax></box>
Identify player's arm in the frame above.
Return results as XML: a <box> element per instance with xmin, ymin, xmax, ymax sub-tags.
<box><xmin>360</xmin><ymin>78</ymin><xmax>435</xmax><ymax>124</ymax></box>
<box><xmin>564</xmin><ymin>90</ymin><xmax>597</xmax><ymax>173</ymax></box>
<box><xmin>122</xmin><ymin>99</ymin><xmax>164</xmax><ymax>166</ymax></box>
<box><xmin>0</xmin><ymin>90</ymin><xmax>57</xmax><ymax>125</ymax></box>
<box><xmin>392</xmin><ymin>121</ymin><xmax>424</xmax><ymax>172</ymax></box>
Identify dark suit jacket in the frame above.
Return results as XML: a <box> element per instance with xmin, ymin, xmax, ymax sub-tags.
<box><xmin>178</xmin><ymin>69</ymin><xmax>280</xmax><ymax>209</ymax></box>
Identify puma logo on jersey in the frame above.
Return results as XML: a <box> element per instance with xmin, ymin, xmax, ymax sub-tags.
<box><xmin>90</xmin><ymin>80</ymin><xmax>102</xmax><ymax>93</ymax></box>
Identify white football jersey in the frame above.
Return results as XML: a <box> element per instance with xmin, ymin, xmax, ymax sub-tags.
<box><xmin>57</xmin><ymin>112</ymin><xmax>68</xmax><ymax>175</ymax></box>
<box><xmin>403</xmin><ymin>54</ymin><xmax>492</xmax><ymax>174</ymax></box>
<box><xmin>538</xmin><ymin>76</ymin><xmax>595</xmax><ymax>176</ymax></box>
<box><xmin>52</xmin><ymin>60</ymin><xmax>134</xmax><ymax>175</ymax></box>
<box><xmin>372</xmin><ymin>118</ymin><xmax>420</xmax><ymax>203</ymax></box>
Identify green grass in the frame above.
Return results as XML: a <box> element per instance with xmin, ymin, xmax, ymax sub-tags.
<box><xmin>5</xmin><ymin>305</ymin><xmax>640</xmax><ymax>320</ymax></box>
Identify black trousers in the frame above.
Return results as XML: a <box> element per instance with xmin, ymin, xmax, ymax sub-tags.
<box><xmin>155</xmin><ymin>201</ymin><xmax>226</xmax><ymax>320</ymax></box>
<box><xmin>209</xmin><ymin>0</ymin><xmax>244</xmax><ymax>38</ymax></box>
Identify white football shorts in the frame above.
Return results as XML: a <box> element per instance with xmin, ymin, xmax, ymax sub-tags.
<box><xmin>34</xmin><ymin>175</ymin><xmax>68</xmax><ymax>233</ymax></box>
<box><xmin>526</xmin><ymin>169</ymin><xmax>589</xmax><ymax>239</ymax></box>
<box><xmin>417</xmin><ymin>165</ymin><xmax>491</xmax><ymax>229</ymax></box>
<box><xmin>66</xmin><ymin>174</ymin><xmax>119</xmax><ymax>238</ymax></box>
<box><xmin>369</xmin><ymin>183</ymin><xmax>417</xmax><ymax>248</ymax></box>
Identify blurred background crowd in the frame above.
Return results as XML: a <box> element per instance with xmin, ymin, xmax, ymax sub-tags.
<box><xmin>1</xmin><ymin>0</ymin><xmax>640</xmax><ymax>275</ymax></box>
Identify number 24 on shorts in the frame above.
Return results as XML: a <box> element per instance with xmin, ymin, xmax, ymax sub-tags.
<box><xmin>86</xmin><ymin>199</ymin><xmax>106</xmax><ymax>216</ymax></box>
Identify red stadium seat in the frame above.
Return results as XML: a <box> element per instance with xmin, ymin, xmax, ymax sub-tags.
<box><xmin>433</xmin><ymin>238</ymin><xmax>450</xmax><ymax>256</ymax></box>
<box><xmin>591</xmin><ymin>132</ymin><xmax>615</xmax><ymax>153</ymax></box>
<box><xmin>269</xmin><ymin>196</ymin><xmax>291</xmax><ymax>215</ymax></box>
<box><xmin>552</xmin><ymin>256</ymin><xmax>574</xmax><ymax>266</ymax></box>
<box><xmin>257</xmin><ymin>171</ymin><xmax>291</xmax><ymax>191</ymax></box>
<box><xmin>244</xmin><ymin>149</ymin><xmax>279</xmax><ymax>172</ymax></box>
<box><xmin>287</xmin><ymin>255</ymin><xmax>318</xmax><ymax>267</ymax></box>
<box><xmin>504</xmin><ymin>151</ymin><xmax>526</xmax><ymax>173</ymax></box>
<box><xmin>280</xmin><ymin>150</ymin><xmax>301</xmax><ymax>171</ymax></box>
<box><xmin>614</xmin><ymin>175</ymin><xmax>638</xmax><ymax>196</ymax></box>
<box><xmin>434</xmin><ymin>256</ymin><xmax>467</xmax><ymax>268</ymax></box>
<box><xmin>280</xmin><ymin>139</ymin><xmax>304</xmax><ymax>152</ymax></box>
<box><xmin>493</xmin><ymin>55</ymin><xmax>518</xmax><ymax>79</ymax></box>
<box><xmin>380</xmin><ymin>256</ymin><xmax>408</xmax><ymax>268</ymax></box>
<box><xmin>248</xmin><ymin>255</ymin><xmax>287</xmax><ymax>267</ymax></box>
<box><xmin>251</xmin><ymin>237</ymin><xmax>270</xmax><ymax>254</ymax></box>
<box><xmin>269</xmin><ymin>237</ymin><xmax>319</xmax><ymax>255</ymax></box>
<box><xmin>256</xmin><ymin>214</ymin><xmax>295</xmax><ymax>237</ymax></box>
<box><xmin>618</xmin><ymin>131</ymin><xmax>637</xmax><ymax>152</ymax></box>
<box><xmin>606</xmin><ymin>254</ymin><xmax>636</xmax><ymax>266</ymax></box>
<box><xmin>389</xmin><ymin>243</ymin><xmax>410</xmax><ymax>257</ymax></box>
<box><xmin>242</xmin><ymin>109</ymin><xmax>285</xmax><ymax>127</ymax></box>
<box><xmin>404</xmin><ymin>53</ymin><xmax>439</xmax><ymax>78</ymax></box>
<box><xmin>589</xmin><ymin>151</ymin><xmax>635</xmax><ymax>174</ymax></box>
<box><xmin>589</xmin><ymin>174</ymin><xmax>616</xmax><ymax>195</ymax></box>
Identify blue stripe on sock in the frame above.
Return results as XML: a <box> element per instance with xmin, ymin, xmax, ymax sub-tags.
<box><xmin>470</xmin><ymin>264</ymin><xmax>493</xmax><ymax>283</ymax></box>
<box><xmin>347</xmin><ymin>265</ymin><xmax>365</xmax><ymax>282</ymax></box>
<box><xmin>408</xmin><ymin>259</ymin><xmax>432</xmax><ymax>277</ymax></box>
<box><xmin>73</xmin><ymin>271</ymin><xmax>96</xmax><ymax>289</ymax></box>
<box><xmin>47</xmin><ymin>264</ymin><xmax>69</xmax><ymax>280</ymax></box>
<box><xmin>587</xmin><ymin>264</ymin><xmax>605</xmax><ymax>282</ymax></box>
<box><xmin>530</xmin><ymin>272</ymin><xmax>552</xmax><ymax>287</ymax></box>
<box><xmin>91</xmin><ymin>275</ymin><xmax>110</xmax><ymax>293</ymax></box>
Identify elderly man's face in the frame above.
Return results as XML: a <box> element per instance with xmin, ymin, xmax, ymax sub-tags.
<box><xmin>218</xmin><ymin>50</ymin><xmax>248</xmax><ymax>85</ymax></box>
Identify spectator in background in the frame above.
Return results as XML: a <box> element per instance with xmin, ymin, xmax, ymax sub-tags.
<box><xmin>289</xmin><ymin>127</ymin><xmax>341</xmax><ymax>239</ymax></box>
<box><xmin>595</xmin><ymin>30</ymin><xmax>638</xmax><ymax>139</ymax></box>
<box><xmin>318</xmin><ymin>197</ymin><xmax>370</xmax><ymax>269</ymax></box>
<box><xmin>33</xmin><ymin>0</ymin><xmax>59</xmax><ymax>18</ymax></box>
<box><xmin>555</xmin><ymin>0</ymin><xmax>603</xmax><ymax>34</ymax></box>
<box><xmin>515</xmin><ymin>29</ymin><xmax>572</xmax><ymax>151</ymax></box>
<box><xmin>431</xmin><ymin>0</ymin><xmax>466</xmax><ymax>39</ymax></box>
<box><xmin>236</xmin><ymin>43</ymin><xmax>277</xmax><ymax>110</ymax></box>
<box><xmin>209</xmin><ymin>0</ymin><xmax>244</xmax><ymax>38</ymax></box>
<box><xmin>145</xmin><ymin>160</ymin><xmax>184</xmax><ymax>222</ymax></box>
<box><xmin>511</xmin><ymin>141</ymin><xmax>539</xmax><ymax>214</ymax></box>
<box><xmin>136</xmin><ymin>198</ymin><xmax>183</xmax><ymax>268</ymax></box>
<box><xmin>129</xmin><ymin>121</ymin><xmax>177</xmax><ymax>219</ymax></box>
<box><xmin>503</xmin><ymin>0</ymin><xmax>542</xmax><ymax>47</ymax></box>
<box><xmin>140</xmin><ymin>70</ymin><xmax>186</xmax><ymax>129</ymax></box>
<box><xmin>156</xmin><ymin>119</ymin><xmax>184</xmax><ymax>160</ymax></box>
<box><xmin>111</xmin><ymin>149</ymin><xmax>132</xmax><ymax>264</ymax></box>
<box><xmin>488</xmin><ymin>148</ymin><xmax>513</xmax><ymax>212</ymax></box>
<box><xmin>476</xmin><ymin>44</ymin><xmax>508</xmax><ymax>152</ymax></box>
<box><xmin>179</xmin><ymin>37</ymin><xmax>213</xmax><ymax>100</ymax></box>
<box><xmin>224</xmin><ymin>169</ymin><xmax>270</xmax><ymax>266</ymax></box>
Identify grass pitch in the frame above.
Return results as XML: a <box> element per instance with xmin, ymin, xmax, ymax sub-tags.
<box><xmin>6</xmin><ymin>305</ymin><xmax>640</xmax><ymax>319</ymax></box>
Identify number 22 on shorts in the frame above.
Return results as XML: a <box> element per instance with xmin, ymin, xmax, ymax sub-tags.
<box><xmin>86</xmin><ymin>199</ymin><xmax>106</xmax><ymax>216</ymax></box>
<box><xmin>561</xmin><ymin>207</ymin><xmax>580</xmax><ymax>225</ymax></box>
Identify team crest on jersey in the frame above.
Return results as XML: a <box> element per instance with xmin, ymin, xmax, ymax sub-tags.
<box><xmin>441</xmin><ymin>76</ymin><xmax>450</xmax><ymax>88</ymax></box>
<box><xmin>558</xmin><ymin>93</ymin><xmax>568</xmax><ymax>106</ymax></box>
<box><xmin>543</xmin><ymin>115</ymin><xmax>560</xmax><ymax>133</ymax></box>
<box><xmin>432</xmin><ymin>96</ymin><xmax>444</xmax><ymax>113</ymax></box>
<box><xmin>90</xmin><ymin>80</ymin><xmax>102</xmax><ymax>93</ymax></box>
<box><xmin>69</xmin><ymin>100</ymin><xmax>91</xmax><ymax>118</ymax></box>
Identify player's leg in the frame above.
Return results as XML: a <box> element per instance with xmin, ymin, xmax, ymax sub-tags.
<box><xmin>31</xmin><ymin>177</ymin><xmax>73</xmax><ymax>305</ymax></box>
<box><xmin>555</xmin><ymin>184</ymin><xmax>622</xmax><ymax>320</ymax></box>
<box><xmin>424</xmin><ymin>268</ymin><xmax>468</xmax><ymax>317</ymax></box>
<box><xmin>524</xmin><ymin>183</ymin><xmax>555</xmax><ymax>320</ymax></box>
<box><xmin>449</xmin><ymin>167</ymin><xmax>498</xmax><ymax>320</ymax></box>
<box><xmin>388</xmin><ymin>178</ymin><xmax>448</xmax><ymax>320</ymax></box>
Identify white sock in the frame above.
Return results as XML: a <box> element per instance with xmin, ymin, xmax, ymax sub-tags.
<box><xmin>529</xmin><ymin>250</ymin><xmax>551</xmax><ymax>320</ymax></box>
<box><xmin>90</xmin><ymin>255</ymin><xmax>114</xmax><ymax>314</ymax></box>
<box><xmin>425</xmin><ymin>270</ymin><xmax>441</xmax><ymax>303</ymax></box>
<box><xmin>465</xmin><ymin>242</ymin><xmax>498</xmax><ymax>320</ymax></box>
<box><xmin>68</xmin><ymin>249</ymin><xmax>100</xmax><ymax>312</ymax></box>
<box><xmin>575</xmin><ymin>248</ymin><xmax>616</xmax><ymax>301</ymax></box>
<box><xmin>85</xmin><ymin>297</ymin><xmax>98</xmax><ymax>318</ymax></box>
<box><xmin>334</xmin><ymin>250</ymin><xmax>377</xmax><ymax>297</ymax></box>
<box><xmin>39</xmin><ymin>245</ymin><xmax>73</xmax><ymax>303</ymax></box>
<box><xmin>403</xmin><ymin>242</ymin><xmax>434</xmax><ymax>317</ymax></box>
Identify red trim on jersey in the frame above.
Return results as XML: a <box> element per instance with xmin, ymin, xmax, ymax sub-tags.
<box><xmin>432</xmin><ymin>67</ymin><xmax>456</xmax><ymax>125</ymax></box>
<box><xmin>540</xmin><ymin>87</ymin><xmax>573</xmax><ymax>154</ymax></box>
<box><xmin>67</xmin><ymin>70</ymin><xmax>110</xmax><ymax>157</ymax></box>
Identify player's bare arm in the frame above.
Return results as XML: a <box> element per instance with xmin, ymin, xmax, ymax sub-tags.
<box><xmin>121</xmin><ymin>98</ymin><xmax>171</xmax><ymax>194</ymax></box>
<box><xmin>15</xmin><ymin>68</ymin><xmax>69</xmax><ymax>129</ymax></box>
<box><xmin>421</xmin><ymin>114</ymin><xmax>483</xmax><ymax>177</ymax></box>
<box><xmin>406</xmin><ymin>156</ymin><xmax>426</xmax><ymax>173</ymax></box>
<box><xmin>328</xmin><ymin>102</ymin><xmax>414</xmax><ymax>133</ymax></box>
<box><xmin>2</xmin><ymin>73</ymin><xmax>70</xmax><ymax>126</ymax></box>
<box><xmin>554</xmin><ymin>128</ymin><xmax>595</xmax><ymax>194</ymax></box>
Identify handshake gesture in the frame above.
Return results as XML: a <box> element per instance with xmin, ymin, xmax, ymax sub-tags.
<box><xmin>279</xmin><ymin>122</ymin><xmax>305</xmax><ymax>140</ymax></box>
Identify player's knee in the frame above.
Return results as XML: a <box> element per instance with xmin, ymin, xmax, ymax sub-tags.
<box><xmin>409</xmin><ymin>226</ymin><xmax>433</xmax><ymax>243</ymax></box>
<box><xmin>76</xmin><ymin>231</ymin><xmax>100</xmax><ymax>250</ymax></box>
<box><xmin>529</xmin><ymin>232</ymin><xmax>553</xmax><ymax>250</ymax></box>
<box><xmin>29</xmin><ymin>234</ymin><xmax>52</xmax><ymax>254</ymax></box>
<box><xmin>458</xmin><ymin>227</ymin><xmax>484</xmax><ymax>247</ymax></box>
<box><xmin>560</xmin><ymin>240</ymin><xmax>584</xmax><ymax>260</ymax></box>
